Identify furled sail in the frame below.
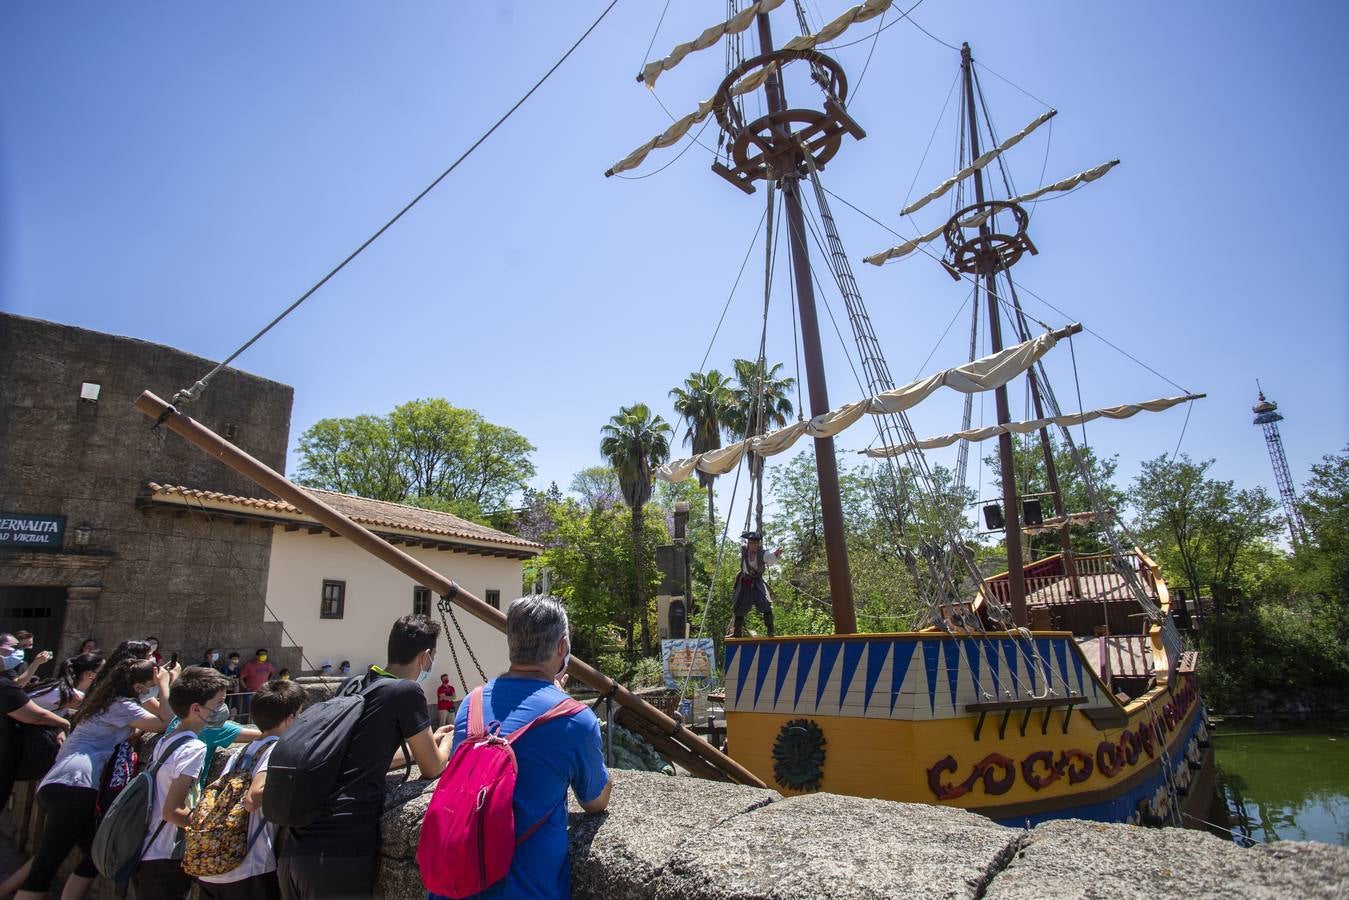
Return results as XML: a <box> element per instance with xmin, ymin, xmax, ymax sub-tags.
<box><xmin>783</xmin><ymin>0</ymin><xmax>893</xmax><ymax>52</ymax></box>
<box><xmin>606</xmin><ymin>65</ymin><xmax>779</xmax><ymax>177</ymax></box>
<box><xmin>1003</xmin><ymin>158</ymin><xmax>1119</xmax><ymax>206</ymax></box>
<box><xmin>901</xmin><ymin>110</ymin><xmax>1057</xmax><ymax>215</ymax></box>
<box><xmin>636</xmin><ymin>0</ymin><xmax>787</xmax><ymax>89</ymax></box>
<box><xmin>861</xmin><ymin>221</ymin><xmax>945</xmax><ymax>266</ymax></box>
<box><xmin>864</xmin><ymin>159</ymin><xmax>1120</xmax><ymax>265</ymax></box>
<box><xmin>658</xmin><ymin>326</ymin><xmax>1074</xmax><ymax>483</ymax></box>
<box><xmin>862</xmin><ymin>393</ymin><xmax>1205</xmax><ymax>458</ymax></box>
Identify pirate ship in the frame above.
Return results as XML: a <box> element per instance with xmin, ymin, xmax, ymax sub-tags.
<box><xmin>132</xmin><ymin>0</ymin><xmax>1217</xmax><ymax>830</ymax></box>
<box><xmin>621</xmin><ymin>0</ymin><xmax>1216</xmax><ymax>828</ymax></box>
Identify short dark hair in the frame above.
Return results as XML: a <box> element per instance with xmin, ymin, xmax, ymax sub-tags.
<box><xmin>255</xmin><ymin>649</ymin><xmax>268</xmax><ymax>656</ymax></box>
<box><xmin>14</xmin><ymin>631</ymin><xmax>33</xmax><ymax>642</ymax></box>
<box><xmin>387</xmin><ymin>614</ymin><xmax>440</xmax><ymax>665</ymax></box>
<box><xmin>250</xmin><ymin>680</ymin><xmax>306</xmax><ymax>731</ymax></box>
<box><xmin>228</xmin><ymin>651</ymin><xmax>240</xmax><ymax>659</ymax></box>
<box><xmin>168</xmin><ymin>666</ymin><xmax>232</xmax><ymax>718</ymax></box>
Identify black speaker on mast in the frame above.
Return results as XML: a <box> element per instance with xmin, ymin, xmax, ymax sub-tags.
<box><xmin>1023</xmin><ymin>499</ymin><xmax>1044</xmax><ymax>526</ymax></box>
<box><xmin>982</xmin><ymin>503</ymin><xmax>1005</xmax><ymax>530</ymax></box>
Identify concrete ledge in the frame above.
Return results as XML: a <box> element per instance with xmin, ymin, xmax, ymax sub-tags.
<box><xmin>567</xmin><ymin>771</ymin><xmax>781</xmax><ymax>899</ymax></box>
<box><xmin>376</xmin><ymin>772</ymin><xmax>1349</xmax><ymax>900</ymax></box>
<box><xmin>659</xmin><ymin>792</ymin><xmax>1021</xmax><ymax>900</ymax></box>
<box><xmin>982</xmin><ymin>818</ymin><xmax>1349</xmax><ymax>899</ymax></box>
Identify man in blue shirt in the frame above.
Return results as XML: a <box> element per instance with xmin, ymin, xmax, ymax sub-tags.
<box><xmin>439</xmin><ymin>595</ymin><xmax>610</xmax><ymax>900</ymax></box>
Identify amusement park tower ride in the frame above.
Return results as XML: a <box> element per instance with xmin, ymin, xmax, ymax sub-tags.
<box><xmin>1252</xmin><ymin>386</ymin><xmax>1307</xmax><ymax>549</ymax></box>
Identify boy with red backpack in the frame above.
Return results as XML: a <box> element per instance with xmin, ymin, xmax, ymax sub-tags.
<box><xmin>420</xmin><ymin>595</ymin><xmax>610</xmax><ymax>900</ymax></box>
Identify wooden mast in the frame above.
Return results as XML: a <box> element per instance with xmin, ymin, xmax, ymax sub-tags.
<box><xmin>961</xmin><ymin>42</ymin><xmax>1029</xmax><ymax>626</ymax></box>
<box><xmin>755</xmin><ymin>10</ymin><xmax>857</xmax><ymax>634</ymax></box>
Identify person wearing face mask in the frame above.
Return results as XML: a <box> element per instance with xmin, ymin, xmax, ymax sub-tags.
<box><xmin>145</xmin><ymin>636</ymin><xmax>163</xmax><ymax>666</ymax></box>
<box><xmin>338</xmin><ymin>660</ymin><xmax>352</xmax><ymax>677</ymax></box>
<box><xmin>200</xmin><ymin>647</ymin><xmax>222</xmax><ymax>669</ymax></box>
<box><xmin>4</xmin><ymin>659</ymin><xmax>169</xmax><ymax>900</ymax></box>
<box><xmin>428</xmin><ymin>596</ymin><xmax>610</xmax><ymax>900</ymax></box>
<box><xmin>132</xmin><ymin>666</ymin><xmax>236</xmax><ymax>900</ymax></box>
<box><xmin>276</xmin><ymin>615</ymin><xmax>454</xmax><ymax>900</ymax></box>
<box><xmin>239</xmin><ymin>649</ymin><xmax>277</xmax><ymax>720</ymax></box>
<box><xmin>0</xmin><ymin>634</ymin><xmax>74</xmax><ymax>833</ymax></box>
<box><xmin>162</xmin><ymin>683</ymin><xmax>263</xmax><ymax>790</ymax></box>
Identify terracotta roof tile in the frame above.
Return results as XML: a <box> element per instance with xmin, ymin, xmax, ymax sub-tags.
<box><xmin>146</xmin><ymin>483</ymin><xmax>540</xmax><ymax>552</ymax></box>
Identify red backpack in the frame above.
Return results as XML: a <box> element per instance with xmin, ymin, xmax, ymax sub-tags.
<box><xmin>417</xmin><ymin>685</ymin><xmax>586</xmax><ymax>898</ymax></box>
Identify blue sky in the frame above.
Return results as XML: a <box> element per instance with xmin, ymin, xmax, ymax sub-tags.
<box><xmin>3</xmin><ymin>1</ymin><xmax>1346</xmax><ymax>521</ymax></box>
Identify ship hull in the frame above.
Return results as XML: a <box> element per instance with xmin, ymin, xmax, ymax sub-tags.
<box><xmin>723</xmin><ymin>632</ymin><xmax>1214</xmax><ymax>827</ymax></box>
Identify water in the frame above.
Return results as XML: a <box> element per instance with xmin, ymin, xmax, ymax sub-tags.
<box><xmin>1213</xmin><ymin>722</ymin><xmax>1349</xmax><ymax>847</ymax></box>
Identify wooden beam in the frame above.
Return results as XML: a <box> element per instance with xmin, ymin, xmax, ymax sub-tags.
<box><xmin>133</xmin><ymin>389</ymin><xmax>764</xmax><ymax>789</ymax></box>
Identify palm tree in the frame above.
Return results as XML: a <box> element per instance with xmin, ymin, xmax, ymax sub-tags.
<box><xmin>725</xmin><ymin>359</ymin><xmax>796</xmax><ymax>533</ymax></box>
<box><xmin>600</xmin><ymin>403</ymin><xmax>672</xmax><ymax>657</ymax></box>
<box><xmin>669</xmin><ymin>370</ymin><xmax>735</xmax><ymax>527</ymax></box>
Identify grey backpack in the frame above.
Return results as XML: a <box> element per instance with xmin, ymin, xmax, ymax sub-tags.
<box><xmin>92</xmin><ymin>731</ymin><xmax>197</xmax><ymax>886</ymax></box>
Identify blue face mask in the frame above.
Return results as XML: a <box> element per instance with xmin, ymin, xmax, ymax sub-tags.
<box><xmin>1</xmin><ymin>650</ymin><xmax>21</xmax><ymax>672</ymax></box>
<box><xmin>11</xmin><ymin>649</ymin><xmax>24</xmax><ymax>662</ymax></box>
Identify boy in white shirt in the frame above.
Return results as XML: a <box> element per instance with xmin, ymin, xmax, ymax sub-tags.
<box><xmin>198</xmin><ymin>679</ymin><xmax>307</xmax><ymax>900</ymax></box>
<box><xmin>133</xmin><ymin>666</ymin><xmax>233</xmax><ymax>900</ymax></box>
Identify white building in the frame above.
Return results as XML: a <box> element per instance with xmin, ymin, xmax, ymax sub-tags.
<box><xmin>143</xmin><ymin>484</ymin><xmax>539</xmax><ymax>704</ymax></box>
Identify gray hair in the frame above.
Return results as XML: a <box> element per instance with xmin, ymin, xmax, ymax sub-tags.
<box><xmin>506</xmin><ymin>596</ymin><xmax>569</xmax><ymax>666</ymax></box>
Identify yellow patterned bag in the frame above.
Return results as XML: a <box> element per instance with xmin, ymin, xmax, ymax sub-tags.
<box><xmin>181</xmin><ymin>739</ymin><xmax>274</xmax><ymax>877</ymax></box>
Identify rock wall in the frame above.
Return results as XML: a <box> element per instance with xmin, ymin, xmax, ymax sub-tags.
<box><xmin>380</xmin><ymin>770</ymin><xmax>1349</xmax><ymax>899</ymax></box>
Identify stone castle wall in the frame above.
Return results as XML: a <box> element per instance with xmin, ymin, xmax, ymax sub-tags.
<box><xmin>0</xmin><ymin>313</ymin><xmax>300</xmax><ymax>666</ymax></box>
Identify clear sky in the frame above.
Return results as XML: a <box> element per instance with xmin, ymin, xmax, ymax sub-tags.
<box><xmin>3</xmin><ymin>1</ymin><xmax>1346</xmax><ymax>521</ymax></box>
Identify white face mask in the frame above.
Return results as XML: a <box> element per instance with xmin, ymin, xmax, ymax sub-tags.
<box><xmin>139</xmin><ymin>685</ymin><xmax>160</xmax><ymax>702</ymax></box>
<box><xmin>208</xmin><ymin>652</ymin><xmax>219</xmax><ymax>663</ymax></box>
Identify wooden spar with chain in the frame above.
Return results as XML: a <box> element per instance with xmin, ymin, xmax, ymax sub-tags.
<box><xmin>134</xmin><ymin>390</ymin><xmax>765</xmax><ymax>788</ymax></box>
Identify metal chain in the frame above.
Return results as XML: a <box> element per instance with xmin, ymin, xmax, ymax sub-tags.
<box><xmin>438</xmin><ymin>594</ymin><xmax>487</xmax><ymax>684</ymax></box>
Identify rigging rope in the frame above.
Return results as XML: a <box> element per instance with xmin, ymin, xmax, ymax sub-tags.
<box><xmin>170</xmin><ymin>0</ymin><xmax>622</xmax><ymax>406</ymax></box>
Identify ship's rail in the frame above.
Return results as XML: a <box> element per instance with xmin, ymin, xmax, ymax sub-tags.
<box><xmin>982</xmin><ymin>552</ymin><xmax>1159</xmax><ymax>607</ymax></box>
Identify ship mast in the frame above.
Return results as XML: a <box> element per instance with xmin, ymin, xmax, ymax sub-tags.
<box><xmin>754</xmin><ymin>10</ymin><xmax>857</xmax><ymax>633</ymax></box>
<box><xmin>960</xmin><ymin>43</ymin><xmax>1029</xmax><ymax>626</ymax></box>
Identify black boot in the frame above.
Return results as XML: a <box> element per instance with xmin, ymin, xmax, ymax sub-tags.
<box><xmin>763</xmin><ymin>610</ymin><xmax>775</xmax><ymax>638</ymax></box>
<box><xmin>733</xmin><ymin>616</ymin><xmax>745</xmax><ymax>638</ymax></box>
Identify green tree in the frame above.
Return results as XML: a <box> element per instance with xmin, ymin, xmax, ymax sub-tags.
<box><xmin>982</xmin><ymin>436</ymin><xmax>1125</xmax><ymax>556</ymax></box>
<box><xmin>295</xmin><ymin>415</ymin><xmax>407</xmax><ymax>500</ymax></box>
<box><xmin>669</xmin><ymin>370</ymin><xmax>736</xmax><ymax>527</ymax></box>
<box><xmin>295</xmin><ymin>399</ymin><xmax>536</xmax><ymax>519</ymax></box>
<box><xmin>1130</xmin><ymin>453</ymin><xmax>1281</xmax><ymax>600</ymax></box>
<box><xmin>600</xmin><ymin>403</ymin><xmax>672</xmax><ymax>657</ymax></box>
<box><xmin>725</xmin><ymin>359</ymin><xmax>796</xmax><ymax>533</ymax></box>
<box><xmin>569</xmin><ymin>465</ymin><xmax>621</xmax><ymax>513</ymax></box>
<box><xmin>1296</xmin><ymin>446</ymin><xmax>1349</xmax><ymax>598</ymax></box>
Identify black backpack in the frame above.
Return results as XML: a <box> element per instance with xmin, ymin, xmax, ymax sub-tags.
<box><xmin>262</xmin><ymin>676</ymin><xmax>410</xmax><ymax>828</ymax></box>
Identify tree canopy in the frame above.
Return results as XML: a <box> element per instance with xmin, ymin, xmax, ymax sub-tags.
<box><xmin>295</xmin><ymin>398</ymin><xmax>535</xmax><ymax>521</ymax></box>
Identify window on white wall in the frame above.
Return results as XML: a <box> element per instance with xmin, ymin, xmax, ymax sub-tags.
<box><xmin>486</xmin><ymin>590</ymin><xmax>500</xmax><ymax>610</ymax></box>
<box><xmin>321</xmin><ymin>580</ymin><xmax>345</xmax><ymax>619</ymax></box>
<box><xmin>413</xmin><ymin>586</ymin><xmax>431</xmax><ymax>616</ymax></box>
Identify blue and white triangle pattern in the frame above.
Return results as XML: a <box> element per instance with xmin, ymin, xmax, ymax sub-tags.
<box><xmin>724</xmin><ymin>636</ymin><xmax>1103</xmax><ymax>719</ymax></box>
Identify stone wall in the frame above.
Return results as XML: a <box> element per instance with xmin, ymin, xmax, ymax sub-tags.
<box><xmin>379</xmin><ymin>771</ymin><xmax>1349</xmax><ymax>899</ymax></box>
<box><xmin>0</xmin><ymin>313</ymin><xmax>301</xmax><ymax>667</ymax></box>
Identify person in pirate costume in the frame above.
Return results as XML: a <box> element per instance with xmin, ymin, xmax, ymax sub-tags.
<box><xmin>731</xmin><ymin>531</ymin><xmax>783</xmax><ymax>638</ymax></box>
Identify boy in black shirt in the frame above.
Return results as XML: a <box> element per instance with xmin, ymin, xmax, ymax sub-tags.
<box><xmin>276</xmin><ymin>615</ymin><xmax>454</xmax><ymax>900</ymax></box>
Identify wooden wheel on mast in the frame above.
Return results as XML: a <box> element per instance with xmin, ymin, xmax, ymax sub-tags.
<box><xmin>942</xmin><ymin>200</ymin><xmax>1038</xmax><ymax>278</ymax></box>
<box><xmin>711</xmin><ymin>49</ymin><xmax>865</xmax><ymax>194</ymax></box>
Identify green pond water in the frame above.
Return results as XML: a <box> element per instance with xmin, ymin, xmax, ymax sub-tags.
<box><xmin>1213</xmin><ymin>723</ymin><xmax>1349</xmax><ymax>847</ymax></box>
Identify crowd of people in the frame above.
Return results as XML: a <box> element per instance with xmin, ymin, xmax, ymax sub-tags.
<box><xmin>0</xmin><ymin>595</ymin><xmax>609</xmax><ymax>899</ymax></box>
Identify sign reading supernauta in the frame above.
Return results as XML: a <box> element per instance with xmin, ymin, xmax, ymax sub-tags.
<box><xmin>0</xmin><ymin>515</ymin><xmax>66</xmax><ymax>551</ymax></box>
